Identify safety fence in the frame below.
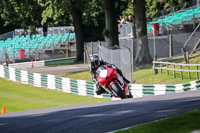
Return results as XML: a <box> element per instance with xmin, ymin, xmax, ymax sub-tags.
<box><xmin>6</xmin><ymin>57</ymin><xmax>76</xmax><ymax>69</ymax></box>
<box><xmin>44</xmin><ymin>57</ymin><xmax>76</xmax><ymax>66</ymax></box>
<box><xmin>153</xmin><ymin>61</ymin><xmax>200</xmax><ymax>80</ymax></box>
<box><xmin>129</xmin><ymin>81</ymin><xmax>200</xmax><ymax>97</ymax></box>
<box><xmin>0</xmin><ymin>65</ymin><xmax>200</xmax><ymax>100</ymax></box>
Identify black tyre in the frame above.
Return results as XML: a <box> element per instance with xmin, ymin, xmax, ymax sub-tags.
<box><xmin>127</xmin><ymin>91</ymin><xmax>133</xmax><ymax>98</ymax></box>
<box><xmin>111</xmin><ymin>83</ymin><xmax>127</xmax><ymax>99</ymax></box>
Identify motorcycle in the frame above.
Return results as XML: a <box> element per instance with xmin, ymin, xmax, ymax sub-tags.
<box><xmin>96</xmin><ymin>65</ymin><xmax>133</xmax><ymax>99</ymax></box>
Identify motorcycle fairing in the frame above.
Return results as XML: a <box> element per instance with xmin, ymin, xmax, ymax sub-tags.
<box><xmin>97</xmin><ymin>66</ymin><xmax>118</xmax><ymax>87</ymax></box>
<box><xmin>96</xmin><ymin>65</ymin><xmax>130</xmax><ymax>97</ymax></box>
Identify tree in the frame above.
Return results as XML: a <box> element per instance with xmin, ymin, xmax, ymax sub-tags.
<box><xmin>69</xmin><ymin>0</ymin><xmax>84</xmax><ymax>60</ymax></box>
<box><xmin>133</xmin><ymin>0</ymin><xmax>153</xmax><ymax>63</ymax></box>
<box><xmin>1</xmin><ymin>0</ymin><xmax>43</xmax><ymax>33</ymax></box>
<box><xmin>103</xmin><ymin>0</ymin><xmax>119</xmax><ymax>47</ymax></box>
<box><xmin>123</xmin><ymin>0</ymin><xmax>189</xmax><ymax>21</ymax></box>
<box><xmin>146</xmin><ymin>0</ymin><xmax>188</xmax><ymax>21</ymax></box>
<box><xmin>42</xmin><ymin>0</ymin><xmax>85</xmax><ymax>60</ymax></box>
<box><xmin>82</xmin><ymin>0</ymin><xmax>105</xmax><ymax>41</ymax></box>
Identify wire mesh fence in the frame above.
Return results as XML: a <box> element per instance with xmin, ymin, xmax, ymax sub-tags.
<box><xmin>0</xmin><ymin>31</ymin><xmax>15</xmax><ymax>40</ymax></box>
<box><xmin>85</xmin><ymin>27</ymin><xmax>200</xmax><ymax>83</ymax></box>
<box><xmin>14</xmin><ymin>28</ymin><xmax>44</xmax><ymax>36</ymax></box>
<box><xmin>47</xmin><ymin>26</ymin><xmax>74</xmax><ymax>35</ymax></box>
<box><xmin>118</xmin><ymin>24</ymin><xmax>133</xmax><ymax>38</ymax></box>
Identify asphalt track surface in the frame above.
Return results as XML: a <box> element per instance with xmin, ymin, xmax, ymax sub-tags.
<box><xmin>1</xmin><ymin>90</ymin><xmax>200</xmax><ymax>133</ymax></box>
<box><xmin>21</xmin><ymin>64</ymin><xmax>89</xmax><ymax>75</ymax></box>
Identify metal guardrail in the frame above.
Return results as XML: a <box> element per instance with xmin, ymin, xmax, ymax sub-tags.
<box><xmin>44</xmin><ymin>57</ymin><xmax>76</xmax><ymax>66</ymax></box>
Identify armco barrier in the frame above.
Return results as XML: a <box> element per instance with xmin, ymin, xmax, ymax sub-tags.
<box><xmin>7</xmin><ymin>57</ymin><xmax>76</xmax><ymax>69</ymax></box>
<box><xmin>0</xmin><ymin>65</ymin><xmax>200</xmax><ymax>100</ymax></box>
<box><xmin>44</xmin><ymin>57</ymin><xmax>76</xmax><ymax>66</ymax></box>
<box><xmin>9</xmin><ymin>60</ymin><xmax>45</xmax><ymax>69</ymax></box>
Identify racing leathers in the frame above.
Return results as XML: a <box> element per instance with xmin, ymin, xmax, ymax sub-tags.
<box><xmin>89</xmin><ymin>58</ymin><xmax>130</xmax><ymax>95</ymax></box>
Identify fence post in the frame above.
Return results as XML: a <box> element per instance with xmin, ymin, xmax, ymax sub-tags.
<box><xmin>35</xmin><ymin>48</ymin><xmax>37</xmax><ymax>61</ymax></box>
<box><xmin>193</xmin><ymin>14</ymin><xmax>195</xmax><ymax>30</ymax></box>
<box><xmin>188</xmin><ymin>65</ymin><xmax>191</xmax><ymax>79</ymax></box>
<box><xmin>4</xmin><ymin>52</ymin><xmax>9</xmax><ymax>67</ymax></box>
<box><xmin>167</xmin><ymin>64</ymin><xmax>169</xmax><ymax>75</ymax></box>
<box><xmin>180</xmin><ymin>65</ymin><xmax>183</xmax><ymax>80</ymax></box>
<box><xmin>169</xmin><ymin>34</ymin><xmax>173</xmax><ymax>57</ymax></box>
<box><xmin>173</xmin><ymin>64</ymin><xmax>176</xmax><ymax>78</ymax></box>
<box><xmin>91</xmin><ymin>41</ymin><xmax>93</xmax><ymax>55</ymax></box>
<box><xmin>84</xmin><ymin>42</ymin><xmax>89</xmax><ymax>64</ymax></box>
<box><xmin>98</xmin><ymin>40</ymin><xmax>101</xmax><ymax>48</ymax></box>
<box><xmin>190</xmin><ymin>38</ymin><xmax>200</xmax><ymax>56</ymax></box>
<box><xmin>12</xmin><ymin>48</ymin><xmax>15</xmax><ymax>63</ymax></box>
<box><xmin>181</xmin><ymin>48</ymin><xmax>187</xmax><ymax>64</ymax></box>
<box><xmin>160</xmin><ymin>63</ymin><xmax>162</xmax><ymax>74</ymax></box>
<box><xmin>153</xmin><ymin>61</ymin><xmax>158</xmax><ymax>74</ymax></box>
<box><xmin>28</xmin><ymin>48</ymin><xmax>30</xmax><ymax>59</ymax></box>
<box><xmin>98</xmin><ymin>40</ymin><xmax>101</xmax><ymax>56</ymax></box>
<box><xmin>186</xmin><ymin>51</ymin><xmax>189</xmax><ymax>64</ymax></box>
<box><xmin>197</xmin><ymin>66</ymin><xmax>199</xmax><ymax>80</ymax></box>
<box><xmin>52</xmin><ymin>42</ymin><xmax>55</xmax><ymax>55</ymax></box>
<box><xmin>66</xmin><ymin>44</ymin><xmax>69</xmax><ymax>57</ymax></box>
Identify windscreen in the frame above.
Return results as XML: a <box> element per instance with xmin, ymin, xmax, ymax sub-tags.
<box><xmin>96</xmin><ymin>65</ymin><xmax>106</xmax><ymax>75</ymax></box>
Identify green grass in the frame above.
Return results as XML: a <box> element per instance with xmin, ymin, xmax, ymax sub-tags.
<box><xmin>116</xmin><ymin>110</ymin><xmax>200</xmax><ymax>133</ymax></box>
<box><xmin>60</xmin><ymin>65</ymin><xmax>195</xmax><ymax>84</ymax></box>
<box><xmin>61</xmin><ymin>53</ymin><xmax>200</xmax><ymax>84</ymax></box>
<box><xmin>60</xmin><ymin>71</ymin><xmax>92</xmax><ymax>81</ymax></box>
<box><xmin>0</xmin><ymin>78</ymin><xmax>108</xmax><ymax>113</ymax></box>
<box><xmin>133</xmin><ymin>64</ymin><xmax>195</xmax><ymax>84</ymax></box>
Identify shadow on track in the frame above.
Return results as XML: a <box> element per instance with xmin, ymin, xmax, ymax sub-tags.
<box><xmin>0</xmin><ymin>90</ymin><xmax>200</xmax><ymax>133</ymax></box>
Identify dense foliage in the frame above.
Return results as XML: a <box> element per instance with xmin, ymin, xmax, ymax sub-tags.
<box><xmin>0</xmin><ymin>0</ymin><xmax>191</xmax><ymax>40</ymax></box>
<box><xmin>123</xmin><ymin>0</ymin><xmax>191</xmax><ymax>22</ymax></box>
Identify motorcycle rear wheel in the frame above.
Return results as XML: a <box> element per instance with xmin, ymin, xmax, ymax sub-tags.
<box><xmin>111</xmin><ymin>83</ymin><xmax>127</xmax><ymax>99</ymax></box>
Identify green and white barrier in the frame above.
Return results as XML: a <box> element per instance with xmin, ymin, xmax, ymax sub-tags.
<box><xmin>129</xmin><ymin>81</ymin><xmax>200</xmax><ymax>98</ymax></box>
<box><xmin>8</xmin><ymin>57</ymin><xmax>76</xmax><ymax>69</ymax></box>
<box><xmin>44</xmin><ymin>57</ymin><xmax>76</xmax><ymax>66</ymax></box>
<box><xmin>0</xmin><ymin>65</ymin><xmax>200</xmax><ymax>100</ymax></box>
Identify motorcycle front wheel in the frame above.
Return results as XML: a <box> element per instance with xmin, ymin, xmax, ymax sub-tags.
<box><xmin>111</xmin><ymin>83</ymin><xmax>127</xmax><ymax>99</ymax></box>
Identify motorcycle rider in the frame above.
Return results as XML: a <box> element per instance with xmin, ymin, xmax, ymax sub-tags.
<box><xmin>89</xmin><ymin>54</ymin><xmax>130</xmax><ymax>95</ymax></box>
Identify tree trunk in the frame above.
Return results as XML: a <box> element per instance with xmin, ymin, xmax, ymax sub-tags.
<box><xmin>71</xmin><ymin>3</ymin><xmax>84</xmax><ymax>60</ymax></box>
<box><xmin>133</xmin><ymin>0</ymin><xmax>152</xmax><ymax>64</ymax></box>
<box><xmin>103</xmin><ymin>0</ymin><xmax>119</xmax><ymax>47</ymax></box>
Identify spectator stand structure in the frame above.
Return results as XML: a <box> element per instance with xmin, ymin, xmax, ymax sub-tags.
<box><xmin>119</xmin><ymin>6</ymin><xmax>200</xmax><ymax>38</ymax></box>
<box><xmin>0</xmin><ymin>26</ymin><xmax>76</xmax><ymax>65</ymax></box>
<box><xmin>118</xmin><ymin>5</ymin><xmax>200</xmax><ymax>59</ymax></box>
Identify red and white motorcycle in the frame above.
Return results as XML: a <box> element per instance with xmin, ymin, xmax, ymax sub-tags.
<box><xmin>96</xmin><ymin>65</ymin><xmax>133</xmax><ymax>99</ymax></box>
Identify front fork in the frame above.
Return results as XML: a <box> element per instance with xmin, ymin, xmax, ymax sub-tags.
<box><xmin>109</xmin><ymin>81</ymin><xmax>124</xmax><ymax>96</ymax></box>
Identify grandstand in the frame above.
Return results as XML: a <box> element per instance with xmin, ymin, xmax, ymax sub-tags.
<box><xmin>0</xmin><ymin>31</ymin><xmax>75</xmax><ymax>63</ymax></box>
<box><xmin>147</xmin><ymin>6</ymin><xmax>200</xmax><ymax>34</ymax></box>
<box><xmin>119</xmin><ymin>6</ymin><xmax>200</xmax><ymax>38</ymax></box>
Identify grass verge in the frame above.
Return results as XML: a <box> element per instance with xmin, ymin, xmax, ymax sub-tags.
<box><xmin>61</xmin><ymin>52</ymin><xmax>200</xmax><ymax>84</ymax></box>
<box><xmin>0</xmin><ymin>78</ymin><xmax>108</xmax><ymax>113</ymax></box>
<box><xmin>116</xmin><ymin>110</ymin><xmax>200</xmax><ymax>133</ymax></box>
<box><xmin>60</xmin><ymin>66</ymin><xmax>194</xmax><ymax>84</ymax></box>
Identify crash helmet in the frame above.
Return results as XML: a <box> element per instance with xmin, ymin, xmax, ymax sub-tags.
<box><xmin>89</xmin><ymin>54</ymin><xmax>100</xmax><ymax>68</ymax></box>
